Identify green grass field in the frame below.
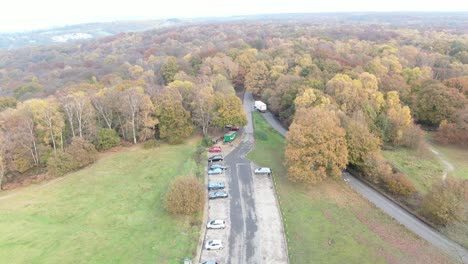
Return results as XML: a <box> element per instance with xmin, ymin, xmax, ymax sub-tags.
<box><xmin>0</xmin><ymin>143</ymin><xmax>202</xmax><ymax>264</ymax></box>
<box><xmin>247</xmin><ymin>112</ymin><xmax>453</xmax><ymax>264</ymax></box>
<box><xmin>382</xmin><ymin>147</ymin><xmax>445</xmax><ymax>193</ymax></box>
<box><xmin>431</xmin><ymin>144</ymin><xmax>468</xmax><ymax>180</ymax></box>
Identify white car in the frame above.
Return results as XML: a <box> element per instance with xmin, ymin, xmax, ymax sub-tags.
<box><xmin>254</xmin><ymin>167</ymin><xmax>272</xmax><ymax>175</ymax></box>
<box><xmin>207</xmin><ymin>220</ymin><xmax>226</xmax><ymax>229</ymax></box>
<box><xmin>205</xmin><ymin>240</ymin><xmax>223</xmax><ymax>250</ymax></box>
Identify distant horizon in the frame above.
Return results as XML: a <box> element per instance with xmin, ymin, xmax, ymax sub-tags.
<box><xmin>1</xmin><ymin>0</ymin><xmax>467</xmax><ymax>32</ymax></box>
<box><xmin>2</xmin><ymin>11</ymin><xmax>468</xmax><ymax>34</ymax></box>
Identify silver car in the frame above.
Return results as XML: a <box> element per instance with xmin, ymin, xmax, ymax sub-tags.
<box><xmin>205</xmin><ymin>240</ymin><xmax>223</xmax><ymax>250</ymax></box>
<box><xmin>207</xmin><ymin>219</ymin><xmax>226</xmax><ymax>229</ymax></box>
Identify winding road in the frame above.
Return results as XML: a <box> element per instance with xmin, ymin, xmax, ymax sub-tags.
<box><xmin>260</xmin><ymin>109</ymin><xmax>468</xmax><ymax>263</ymax></box>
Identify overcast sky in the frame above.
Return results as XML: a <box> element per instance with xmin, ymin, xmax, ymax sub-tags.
<box><xmin>0</xmin><ymin>0</ymin><xmax>467</xmax><ymax>32</ymax></box>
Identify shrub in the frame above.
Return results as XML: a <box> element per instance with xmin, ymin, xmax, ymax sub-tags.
<box><xmin>47</xmin><ymin>138</ymin><xmax>97</xmax><ymax>176</ymax></box>
<box><xmin>95</xmin><ymin>128</ymin><xmax>120</xmax><ymax>151</ymax></box>
<box><xmin>143</xmin><ymin>139</ymin><xmax>161</xmax><ymax>149</ymax></box>
<box><xmin>362</xmin><ymin>152</ymin><xmax>392</xmax><ymax>185</ymax></box>
<box><xmin>201</xmin><ymin>136</ymin><xmax>213</xmax><ymax>147</ymax></box>
<box><xmin>47</xmin><ymin>151</ymin><xmax>75</xmax><ymax>176</ymax></box>
<box><xmin>399</xmin><ymin>124</ymin><xmax>425</xmax><ymax>149</ymax></box>
<box><xmin>66</xmin><ymin>137</ymin><xmax>97</xmax><ymax>168</ymax></box>
<box><xmin>421</xmin><ymin>177</ymin><xmax>467</xmax><ymax>226</ymax></box>
<box><xmin>165</xmin><ymin>177</ymin><xmax>205</xmax><ymax>215</ymax></box>
<box><xmin>381</xmin><ymin>172</ymin><xmax>416</xmax><ymax>196</ymax></box>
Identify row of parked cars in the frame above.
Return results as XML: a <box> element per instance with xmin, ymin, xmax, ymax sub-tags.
<box><xmin>203</xmin><ymin>146</ymin><xmax>227</xmax><ymax>262</ymax></box>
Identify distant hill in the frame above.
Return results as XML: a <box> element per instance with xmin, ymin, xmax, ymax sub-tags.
<box><xmin>0</xmin><ymin>19</ymin><xmax>186</xmax><ymax>49</ymax></box>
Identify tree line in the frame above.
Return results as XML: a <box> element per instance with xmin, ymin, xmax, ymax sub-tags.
<box><xmin>0</xmin><ymin>65</ymin><xmax>247</xmax><ymax>187</ymax></box>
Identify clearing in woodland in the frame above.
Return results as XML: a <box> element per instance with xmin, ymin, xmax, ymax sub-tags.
<box><xmin>0</xmin><ymin>143</ymin><xmax>201</xmax><ymax>264</ymax></box>
<box><xmin>246</xmin><ymin>112</ymin><xmax>454</xmax><ymax>264</ymax></box>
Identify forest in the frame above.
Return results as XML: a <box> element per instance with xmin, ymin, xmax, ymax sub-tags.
<box><xmin>0</xmin><ymin>13</ymin><xmax>466</xmax><ymax>239</ymax></box>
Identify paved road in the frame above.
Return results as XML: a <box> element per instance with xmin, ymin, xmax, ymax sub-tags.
<box><xmin>225</xmin><ymin>92</ymin><xmax>288</xmax><ymax>264</ymax></box>
<box><xmin>260</xmin><ymin>110</ymin><xmax>468</xmax><ymax>263</ymax></box>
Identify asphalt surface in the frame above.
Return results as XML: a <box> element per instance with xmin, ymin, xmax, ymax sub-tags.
<box><xmin>261</xmin><ymin>110</ymin><xmax>468</xmax><ymax>263</ymax></box>
<box><xmin>225</xmin><ymin>92</ymin><xmax>260</xmax><ymax>264</ymax></box>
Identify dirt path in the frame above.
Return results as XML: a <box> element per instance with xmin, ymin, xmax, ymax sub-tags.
<box><xmin>428</xmin><ymin>144</ymin><xmax>455</xmax><ymax>181</ymax></box>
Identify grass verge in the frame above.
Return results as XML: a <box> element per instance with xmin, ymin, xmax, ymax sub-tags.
<box><xmin>0</xmin><ymin>143</ymin><xmax>202</xmax><ymax>264</ymax></box>
<box><xmin>431</xmin><ymin>144</ymin><xmax>468</xmax><ymax>180</ymax></box>
<box><xmin>246</xmin><ymin>112</ymin><xmax>454</xmax><ymax>264</ymax></box>
<box><xmin>382</xmin><ymin>147</ymin><xmax>444</xmax><ymax>194</ymax></box>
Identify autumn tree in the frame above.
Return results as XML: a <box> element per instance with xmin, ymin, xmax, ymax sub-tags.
<box><xmin>21</xmin><ymin>97</ymin><xmax>64</xmax><ymax>153</ymax></box>
<box><xmin>91</xmin><ymin>88</ymin><xmax>117</xmax><ymax>129</ymax></box>
<box><xmin>421</xmin><ymin>177</ymin><xmax>467</xmax><ymax>226</ymax></box>
<box><xmin>245</xmin><ymin>61</ymin><xmax>269</xmax><ymax>97</ymax></box>
<box><xmin>212</xmin><ymin>94</ymin><xmax>248</xmax><ymax>128</ymax></box>
<box><xmin>344</xmin><ymin>118</ymin><xmax>381</xmax><ymax>169</ymax></box>
<box><xmin>165</xmin><ymin>177</ymin><xmax>205</xmax><ymax>215</ymax></box>
<box><xmin>191</xmin><ymin>84</ymin><xmax>215</xmax><ymax>136</ymax></box>
<box><xmin>58</xmin><ymin>90</ymin><xmax>96</xmax><ymax>138</ymax></box>
<box><xmin>161</xmin><ymin>56</ymin><xmax>180</xmax><ymax>85</ymax></box>
<box><xmin>156</xmin><ymin>87</ymin><xmax>193</xmax><ymax>144</ymax></box>
<box><xmin>0</xmin><ymin>96</ymin><xmax>17</xmax><ymax>111</ymax></box>
<box><xmin>0</xmin><ymin>108</ymin><xmax>42</xmax><ymax>171</ymax></box>
<box><xmin>325</xmin><ymin>74</ymin><xmax>367</xmax><ymax>115</ymax></box>
<box><xmin>116</xmin><ymin>83</ymin><xmax>157</xmax><ymax>144</ymax></box>
<box><xmin>413</xmin><ymin>82</ymin><xmax>466</xmax><ymax>126</ymax></box>
<box><xmin>286</xmin><ymin>107</ymin><xmax>348</xmax><ymax>184</ymax></box>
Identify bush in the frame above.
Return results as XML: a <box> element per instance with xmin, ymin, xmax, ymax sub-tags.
<box><xmin>255</xmin><ymin>130</ymin><xmax>268</xmax><ymax>141</ymax></box>
<box><xmin>421</xmin><ymin>177</ymin><xmax>467</xmax><ymax>226</ymax></box>
<box><xmin>381</xmin><ymin>172</ymin><xmax>416</xmax><ymax>196</ymax></box>
<box><xmin>362</xmin><ymin>152</ymin><xmax>392</xmax><ymax>185</ymax></box>
<box><xmin>165</xmin><ymin>177</ymin><xmax>205</xmax><ymax>215</ymax></box>
<box><xmin>143</xmin><ymin>139</ymin><xmax>161</xmax><ymax>149</ymax></box>
<box><xmin>66</xmin><ymin>137</ymin><xmax>97</xmax><ymax>168</ymax></box>
<box><xmin>95</xmin><ymin>128</ymin><xmax>120</xmax><ymax>151</ymax></box>
<box><xmin>201</xmin><ymin>136</ymin><xmax>213</xmax><ymax>147</ymax></box>
<box><xmin>47</xmin><ymin>151</ymin><xmax>75</xmax><ymax>176</ymax></box>
<box><xmin>47</xmin><ymin>138</ymin><xmax>97</xmax><ymax>176</ymax></box>
<box><xmin>399</xmin><ymin>124</ymin><xmax>425</xmax><ymax>149</ymax></box>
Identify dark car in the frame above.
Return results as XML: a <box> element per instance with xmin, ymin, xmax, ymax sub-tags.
<box><xmin>209</xmin><ymin>191</ymin><xmax>228</xmax><ymax>199</ymax></box>
<box><xmin>229</xmin><ymin>126</ymin><xmax>240</xmax><ymax>131</ymax></box>
<box><xmin>208</xmin><ymin>155</ymin><xmax>224</xmax><ymax>162</ymax></box>
<box><xmin>207</xmin><ymin>181</ymin><xmax>225</xmax><ymax>190</ymax></box>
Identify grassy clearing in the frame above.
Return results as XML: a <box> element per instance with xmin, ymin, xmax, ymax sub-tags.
<box><xmin>431</xmin><ymin>144</ymin><xmax>468</xmax><ymax>180</ymax></box>
<box><xmin>382</xmin><ymin>147</ymin><xmax>444</xmax><ymax>194</ymax></box>
<box><xmin>0</xmin><ymin>143</ymin><xmax>202</xmax><ymax>264</ymax></box>
<box><xmin>247</xmin><ymin>112</ymin><xmax>453</xmax><ymax>264</ymax></box>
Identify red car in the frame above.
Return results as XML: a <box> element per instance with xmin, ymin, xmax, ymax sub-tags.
<box><xmin>229</xmin><ymin>126</ymin><xmax>240</xmax><ymax>131</ymax></box>
<box><xmin>208</xmin><ymin>146</ymin><xmax>222</xmax><ymax>153</ymax></box>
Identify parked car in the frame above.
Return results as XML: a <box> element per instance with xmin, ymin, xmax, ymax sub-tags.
<box><xmin>208</xmin><ymin>168</ymin><xmax>223</xmax><ymax>175</ymax></box>
<box><xmin>205</xmin><ymin>240</ymin><xmax>223</xmax><ymax>250</ymax></box>
<box><xmin>254</xmin><ymin>167</ymin><xmax>272</xmax><ymax>175</ymax></box>
<box><xmin>229</xmin><ymin>126</ymin><xmax>240</xmax><ymax>131</ymax></box>
<box><xmin>206</xmin><ymin>219</ymin><xmax>226</xmax><ymax>229</ymax></box>
<box><xmin>209</xmin><ymin>191</ymin><xmax>228</xmax><ymax>199</ymax></box>
<box><xmin>210</xmin><ymin>164</ymin><xmax>227</xmax><ymax>170</ymax></box>
<box><xmin>208</xmin><ymin>146</ymin><xmax>222</xmax><ymax>153</ymax></box>
<box><xmin>207</xmin><ymin>181</ymin><xmax>225</xmax><ymax>190</ymax></box>
<box><xmin>208</xmin><ymin>155</ymin><xmax>223</xmax><ymax>162</ymax></box>
<box><xmin>200</xmin><ymin>261</ymin><xmax>218</xmax><ymax>264</ymax></box>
